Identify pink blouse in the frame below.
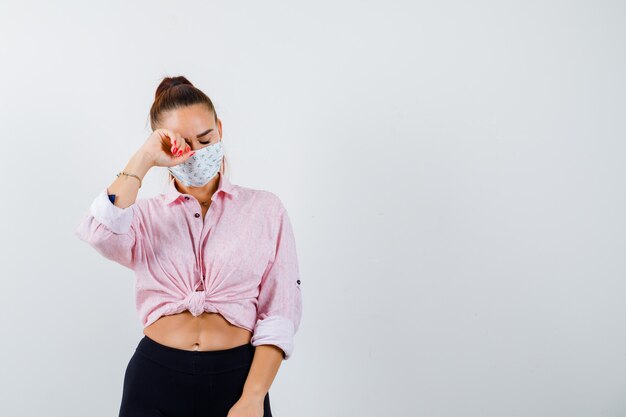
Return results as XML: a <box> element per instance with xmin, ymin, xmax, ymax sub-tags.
<box><xmin>74</xmin><ymin>172</ymin><xmax>302</xmax><ymax>360</ymax></box>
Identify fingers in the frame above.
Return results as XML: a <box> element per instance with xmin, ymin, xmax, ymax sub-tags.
<box><xmin>172</xmin><ymin>139</ymin><xmax>191</xmax><ymax>157</ymax></box>
<box><xmin>157</xmin><ymin>128</ymin><xmax>176</xmax><ymax>147</ymax></box>
<box><xmin>153</xmin><ymin>129</ymin><xmax>193</xmax><ymax>158</ymax></box>
<box><xmin>179</xmin><ymin>144</ymin><xmax>194</xmax><ymax>158</ymax></box>
<box><xmin>171</xmin><ymin>139</ymin><xmax>194</xmax><ymax>159</ymax></box>
<box><xmin>171</xmin><ymin>149</ymin><xmax>194</xmax><ymax>164</ymax></box>
<box><xmin>163</xmin><ymin>131</ymin><xmax>185</xmax><ymax>157</ymax></box>
<box><xmin>170</xmin><ymin>131</ymin><xmax>178</xmax><ymax>149</ymax></box>
<box><xmin>156</xmin><ymin>128</ymin><xmax>176</xmax><ymax>151</ymax></box>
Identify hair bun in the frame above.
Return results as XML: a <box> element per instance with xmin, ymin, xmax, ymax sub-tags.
<box><xmin>155</xmin><ymin>76</ymin><xmax>193</xmax><ymax>99</ymax></box>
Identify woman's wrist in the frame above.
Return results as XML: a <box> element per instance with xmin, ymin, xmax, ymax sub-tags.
<box><xmin>240</xmin><ymin>387</ymin><xmax>267</xmax><ymax>402</ymax></box>
<box><xmin>126</xmin><ymin>150</ymin><xmax>154</xmax><ymax>180</ymax></box>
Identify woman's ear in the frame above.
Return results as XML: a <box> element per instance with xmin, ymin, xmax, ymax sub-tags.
<box><xmin>216</xmin><ymin>117</ymin><xmax>223</xmax><ymax>140</ymax></box>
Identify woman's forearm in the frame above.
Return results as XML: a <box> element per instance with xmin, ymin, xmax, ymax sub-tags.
<box><xmin>241</xmin><ymin>344</ymin><xmax>284</xmax><ymax>400</ymax></box>
<box><xmin>107</xmin><ymin>151</ymin><xmax>154</xmax><ymax>208</ymax></box>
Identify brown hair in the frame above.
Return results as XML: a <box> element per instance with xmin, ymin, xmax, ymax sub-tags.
<box><xmin>149</xmin><ymin>75</ymin><xmax>228</xmax><ymax>183</ymax></box>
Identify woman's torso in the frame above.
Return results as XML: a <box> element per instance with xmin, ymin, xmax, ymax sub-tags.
<box><xmin>143</xmin><ymin>310</ymin><xmax>252</xmax><ymax>351</ymax></box>
<box><xmin>143</xmin><ymin>204</ymin><xmax>252</xmax><ymax>351</ymax></box>
<box><xmin>75</xmin><ymin>174</ymin><xmax>298</xmax><ymax>353</ymax></box>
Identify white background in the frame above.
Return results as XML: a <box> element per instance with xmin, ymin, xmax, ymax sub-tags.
<box><xmin>1</xmin><ymin>1</ymin><xmax>625</xmax><ymax>416</ymax></box>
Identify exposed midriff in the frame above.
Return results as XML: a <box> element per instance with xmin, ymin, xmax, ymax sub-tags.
<box><xmin>143</xmin><ymin>311</ymin><xmax>253</xmax><ymax>351</ymax></box>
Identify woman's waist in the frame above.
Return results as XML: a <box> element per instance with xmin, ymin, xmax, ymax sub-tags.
<box><xmin>143</xmin><ymin>311</ymin><xmax>253</xmax><ymax>352</ymax></box>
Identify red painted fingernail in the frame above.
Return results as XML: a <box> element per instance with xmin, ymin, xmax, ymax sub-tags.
<box><xmin>189</xmin><ymin>152</ymin><xmax>195</xmax><ymax>156</ymax></box>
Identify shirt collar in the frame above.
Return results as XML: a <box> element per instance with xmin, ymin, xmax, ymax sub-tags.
<box><xmin>163</xmin><ymin>171</ymin><xmax>239</xmax><ymax>205</ymax></box>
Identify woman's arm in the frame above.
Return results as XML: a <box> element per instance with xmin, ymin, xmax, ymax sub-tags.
<box><xmin>107</xmin><ymin>150</ymin><xmax>153</xmax><ymax>207</ymax></box>
<box><xmin>250</xmin><ymin>206</ymin><xmax>303</xmax><ymax>360</ymax></box>
<box><xmin>74</xmin><ymin>151</ymin><xmax>153</xmax><ymax>269</ymax></box>
<box><xmin>231</xmin><ymin>205</ymin><xmax>303</xmax><ymax>415</ymax></box>
<box><xmin>242</xmin><ymin>344</ymin><xmax>284</xmax><ymax>399</ymax></box>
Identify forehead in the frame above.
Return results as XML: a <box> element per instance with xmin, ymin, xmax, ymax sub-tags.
<box><xmin>159</xmin><ymin>104</ymin><xmax>215</xmax><ymax>134</ymax></box>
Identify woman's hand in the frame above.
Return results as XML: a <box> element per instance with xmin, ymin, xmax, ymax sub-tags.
<box><xmin>226</xmin><ymin>395</ymin><xmax>265</xmax><ymax>417</ymax></box>
<box><xmin>138</xmin><ymin>128</ymin><xmax>195</xmax><ymax>168</ymax></box>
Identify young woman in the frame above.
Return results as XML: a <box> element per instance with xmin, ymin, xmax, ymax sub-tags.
<box><xmin>75</xmin><ymin>76</ymin><xmax>303</xmax><ymax>417</ymax></box>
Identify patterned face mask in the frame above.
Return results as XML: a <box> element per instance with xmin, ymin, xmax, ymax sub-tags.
<box><xmin>168</xmin><ymin>140</ymin><xmax>224</xmax><ymax>187</ymax></box>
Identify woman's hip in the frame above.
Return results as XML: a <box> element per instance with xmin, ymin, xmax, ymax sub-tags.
<box><xmin>119</xmin><ymin>335</ymin><xmax>272</xmax><ymax>417</ymax></box>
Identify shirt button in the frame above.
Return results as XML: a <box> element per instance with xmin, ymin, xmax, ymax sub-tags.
<box><xmin>194</xmin><ymin>213</ymin><xmax>200</xmax><ymax>218</ymax></box>
<box><xmin>297</xmin><ymin>279</ymin><xmax>301</xmax><ymax>285</ymax></box>
<box><xmin>184</xmin><ymin>196</ymin><xmax>190</xmax><ymax>200</ymax></box>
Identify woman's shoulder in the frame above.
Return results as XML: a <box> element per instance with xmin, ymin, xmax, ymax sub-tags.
<box><xmin>128</xmin><ymin>180</ymin><xmax>288</xmax><ymax>215</ymax></box>
<box><xmin>235</xmin><ymin>183</ymin><xmax>287</xmax><ymax>212</ymax></box>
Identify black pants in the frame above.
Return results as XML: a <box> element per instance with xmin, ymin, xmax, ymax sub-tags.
<box><xmin>119</xmin><ymin>335</ymin><xmax>272</xmax><ymax>417</ymax></box>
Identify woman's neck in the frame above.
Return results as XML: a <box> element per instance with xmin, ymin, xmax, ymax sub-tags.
<box><xmin>174</xmin><ymin>173</ymin><xmax>220</xmax><ymax>203</ymax></box>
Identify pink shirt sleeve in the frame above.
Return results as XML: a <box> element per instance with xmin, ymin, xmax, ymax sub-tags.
<box><xmin>250</xmin><ymin>206</ymin><xmax>303</xmax><ymax>360</ymax></box>
<box><xmin>74</xmin><ymin>187</ymin><xmax>141</xmax><ymax>270</ymax></box>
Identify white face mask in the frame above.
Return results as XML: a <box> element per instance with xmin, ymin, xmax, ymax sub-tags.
<box><xmin>168</xmin><ymin>140</ymin><xmax>224</xmax><ymax>187</ymax></box>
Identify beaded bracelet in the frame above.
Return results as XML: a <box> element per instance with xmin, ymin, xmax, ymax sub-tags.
<box><xmin>116</xmin><ymin>171</ymin><xmax>142</xmax><ymax>188</ymax></box>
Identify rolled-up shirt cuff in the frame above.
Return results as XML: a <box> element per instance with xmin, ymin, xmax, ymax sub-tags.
<box><xmin>250</xmin><ymin>315</ymin><xmax>296</xmax><ymax>360</ymax></box>
<box><xmin>89</xmin><ymin>188</ymin><xmax>135</xmax><ymax>234</ymax></box>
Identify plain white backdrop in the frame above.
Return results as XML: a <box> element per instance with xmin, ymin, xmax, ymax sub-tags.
<box><xmin>1</xmin><ymin>1</ymin><xmax>625</xmax><ymax>416</ymax></box>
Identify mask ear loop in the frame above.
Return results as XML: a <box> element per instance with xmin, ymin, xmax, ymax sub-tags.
<box><xmin>218</xmin><ymin>136</ymin><xmax>225</xmax><ymax>176</ymax></box>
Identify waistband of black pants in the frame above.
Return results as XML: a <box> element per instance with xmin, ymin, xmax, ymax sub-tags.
<box><xmin>135</xmin><ymin>335</ymin><xmax>255</xmax><ymax>375</ymax></box>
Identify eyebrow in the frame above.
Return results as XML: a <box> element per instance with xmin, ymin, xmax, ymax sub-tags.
<box><xmin>196</xmin><ymin>129</ymin><xmax>213</xmax><ymax>138</ymax></box>
<box><xmin>182</xmin><ymin>128</ymin><xmax>214</xmax><ymax>142</ymax></box>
